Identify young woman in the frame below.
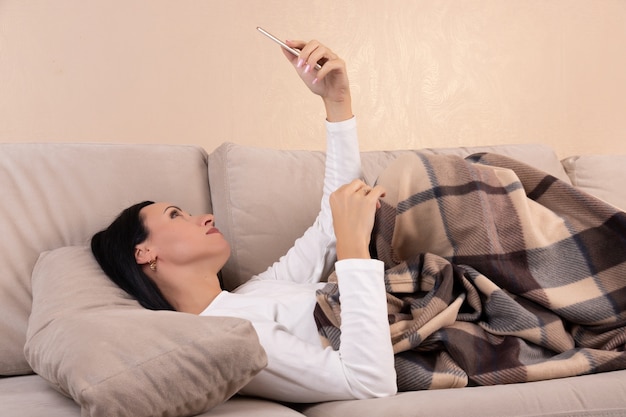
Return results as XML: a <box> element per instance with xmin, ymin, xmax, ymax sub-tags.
<box><xmin>91</xmin><ymin>39</ymin><xmax>396</xmax><ymax>403</ymax></box>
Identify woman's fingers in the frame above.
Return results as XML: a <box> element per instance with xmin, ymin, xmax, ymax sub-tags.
<box><xmin>358</xmin><ymin>184</ymin><xmax>386</xmax><ymax>209</ymax></box>
<box><xmin>285</xmin><ymin>39</ymin><xmax>306</xmax><ymax>50</ymax></box>
<box><xmin>337</xmin><ymin>180</ymin><xmax>385</xmax><ymax>208</ymax></box>
<box><xmin>286</xmin><ymin>39</ymin><xmax>337</xmax><ymax>74</ymax></box>
<box><xmin>295</xmin><ymin>40</ymin><xmax>326</xmax><ymax>68</ymax></box>
<box><xmin>347</xmin><ymin>179</ymin><xmax>384</xmax><ymax>195</ymax></box>
<box><xmin>330</xmin><ymin>180</ymin><xmax>386</xmax><ymax>260</ymax></box>
<box><xmin>283</xmin><ymin>37</ymin><xmax>352</xmax><ymax>121</ymax></box>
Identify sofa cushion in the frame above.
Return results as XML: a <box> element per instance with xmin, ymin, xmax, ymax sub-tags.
<box><xmin>209</xmin><ymin>142</ymin><xmax>570</xmax><ymax>290</ymax></box>
<box><xmin>0</xmin><ymin>376</ymin><xmax>307</xmax><ymax>417</ymax></box>
<box><xmin>0</xmin><ymin>143</ymin><xmax>212</xmax><ymax>376</ymax></box>
<box><xmin>24</xmin><ymin>245</ymin><xmax>267</xmax><ymax>417</ymax></box>
<box><xmin>0</xmin><ymin>375</ymin><xmax>81</xmax><ymax>417</ymax></box>
<box><xmin>299</xmin><ymin>370</ymin><xmax>626</xmax><ymax>417</ymax></box>
<box><xmin>562</xmin><ymin>154</ymin><xmax>626</xmax><ymax>211</ymax></box>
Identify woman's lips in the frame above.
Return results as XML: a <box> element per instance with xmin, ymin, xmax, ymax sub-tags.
<box><xmin>206</xmin><ymin>227</ymin><xmax>220</xmax><ymax>235</ymax></box>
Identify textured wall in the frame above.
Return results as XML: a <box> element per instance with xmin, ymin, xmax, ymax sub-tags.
<box><xmin>1</xmin><ymin>1</ymin><xmax>625</xmax><ymax>158</ymax></box>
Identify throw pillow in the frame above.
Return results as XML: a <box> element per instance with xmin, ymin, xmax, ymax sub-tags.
<box><xmin>24</xmin><ymin>246</ymin><xmax>267</xmax><ymax>417</ymax></box>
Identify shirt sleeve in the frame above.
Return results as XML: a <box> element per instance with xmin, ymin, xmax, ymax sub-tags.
<box><xmin>250</xmin><ymin>117</ymin><xmax>363</xmax><ymax>285</ymax></box>
<box><xmin>239</xmin><ymin>259</ymin><xmax>397</xmax><ymax>403</ymax></box>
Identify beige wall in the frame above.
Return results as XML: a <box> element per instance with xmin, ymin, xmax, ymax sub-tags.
<box><xmin>1</xmin><ymin>0</ymin><xmax>625</xmax><ymax>158</ymax></box>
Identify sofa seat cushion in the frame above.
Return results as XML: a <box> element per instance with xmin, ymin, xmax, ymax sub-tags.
<box><xmin>0</xmin><ymin>375</ymin><xmax>80</xmax><ymax>417</ymax></box>
<box><xmin>24</xmin><ymin>246</ymin><xmax>267</xmax><ymax>417</ymax></box>
<box><xmin>207</xmin><ymin>396</ymin><xmax>306</xmax><ymax>417</ymax></box>
<box><xmin>299</xmin><ymin>370</ymin><xmax>626</xmax><ymax>417</ymax></box>
<box><xmin>0</xmin><ymin>376</ymin><xmax>306</xmax><ymax>417</ymax></box>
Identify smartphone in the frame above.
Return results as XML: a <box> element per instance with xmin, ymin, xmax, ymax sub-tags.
<box><xmin>256</xmin><ymin>27</ymin><xmax>322</xmax><ymax>70</ymax></box>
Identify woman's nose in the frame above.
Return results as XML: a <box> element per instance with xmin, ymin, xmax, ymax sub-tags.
<box><xmin>195</xmin><ymin>213</ymin><xmax>214</xmax><ymax>226</ymax></box>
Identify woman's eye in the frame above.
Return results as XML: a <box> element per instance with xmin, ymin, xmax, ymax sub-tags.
<box><xmin>169</xmin><ymin>210</ymin><xmax>181</xmax><ymax>219</ymax></box>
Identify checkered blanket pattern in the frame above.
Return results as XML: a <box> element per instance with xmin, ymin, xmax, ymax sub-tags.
<box><xmin>314</xmin><ymin>152</ymin><xmax>626</xmax><ymax>391</ymax></box>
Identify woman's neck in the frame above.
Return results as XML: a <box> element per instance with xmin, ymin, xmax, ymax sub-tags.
<box><xmin>154</xmin><ymin>268</ymin><xmax>223</xmax><ymax>314</ymax></box>
<box><xmin>172</xmin><ymin>283</ymin><xmax>222</xmax><ymax>315</ymax></box>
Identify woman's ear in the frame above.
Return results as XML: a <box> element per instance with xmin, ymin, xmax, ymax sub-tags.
<box><xmin>134</xmin><ymin>244</ymin><xmax>152</xmax><ymax>265</ymax></box>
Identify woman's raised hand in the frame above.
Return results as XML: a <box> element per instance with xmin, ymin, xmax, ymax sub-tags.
<box><xmin>330</xmin><ymin>179</ymin><xmax>386</xmax><ymax>261</ymax></box>
<box><xmin>283</xmin><ymin>39</ymin><xmax>352</xmax><ymax>122</ymax></box>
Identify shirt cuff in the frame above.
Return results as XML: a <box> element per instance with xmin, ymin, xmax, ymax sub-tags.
<box><xmin>325</xmin><ymin>116</ymin><xmax>356</xmax><ymax>133</ymax></box>
<box><xmin>334</xmin><ymin>258</ymin><xmax>384</xmax><ymax>277</ymax></box>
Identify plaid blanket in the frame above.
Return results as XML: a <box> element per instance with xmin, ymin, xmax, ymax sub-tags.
<box><xmin>314</xmin><ymin>152</ymin><xmax>626</xmax><ymax>391</ymax></box>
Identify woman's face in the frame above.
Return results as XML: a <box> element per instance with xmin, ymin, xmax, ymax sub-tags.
<box><xmin>136</xmin><ymin>202</ymin><xmax>230</xmax><ymax>273</ymax></box>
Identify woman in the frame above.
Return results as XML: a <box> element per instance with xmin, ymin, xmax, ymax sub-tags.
<box><xmin>91</xmin><ymin>39</ymin><xmax>396</xmax><ymax>403</ymax></box>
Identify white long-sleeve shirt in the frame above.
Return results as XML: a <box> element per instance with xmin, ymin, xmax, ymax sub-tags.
<box><xmin>200</xmin><ymin>117</ymin><xmax>397</xmax><ymax>403</ymax></box>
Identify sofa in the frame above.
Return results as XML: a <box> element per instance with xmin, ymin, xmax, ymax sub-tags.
<box><xmin>1</xmin><ymin>141</ymin><xmax>625</xmax><ymax>417</ymax></box>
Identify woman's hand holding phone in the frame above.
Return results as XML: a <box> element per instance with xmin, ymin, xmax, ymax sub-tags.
<box><xmin>257</xmin><ymin>27</ymin><xmax>352</xmax><ymax>122</ymax></box>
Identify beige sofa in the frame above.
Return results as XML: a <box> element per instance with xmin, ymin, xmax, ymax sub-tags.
<box><xmin>1</xmin><ymin>141</ymin><xmax>625</xmax><ymax>417</ymax></box>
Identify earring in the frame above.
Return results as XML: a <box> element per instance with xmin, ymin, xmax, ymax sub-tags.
<box><xmin>149</xmin><ymin>259</ymin><xmax>157</xmax><ymax>272</ymax></box>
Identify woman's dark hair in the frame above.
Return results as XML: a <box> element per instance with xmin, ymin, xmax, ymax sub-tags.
<box><xmin>91</xmin><ymin>201</ymin><xmax>175</xmax><ymax>311</ymax></box>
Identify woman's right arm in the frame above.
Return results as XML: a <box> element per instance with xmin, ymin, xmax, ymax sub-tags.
<box><xmin>243</xmin><ymin>39</ymin><xmax>362</xmax><ymax>286</ymax></box>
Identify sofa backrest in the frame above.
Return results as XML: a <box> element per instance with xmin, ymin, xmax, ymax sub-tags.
<box><xmin>4</xmin><ymin>140</ymin><xmax>617</xmax><ymax>377</ymax></box>
<box><xmin>208</xmin><ymin>142</ymin><xmax>571</xmax><ymax>291</ymax></box>
<box><xmin>0</xmin><ymin>143</ymin><xmax>212</xmax><ymax>376</ymax></box>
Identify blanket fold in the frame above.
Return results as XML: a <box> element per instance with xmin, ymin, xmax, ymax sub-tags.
<box><xmin>315</xmin><ymin>152</ymin><xmax>626</xmax><ymax>391</ymax></box>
